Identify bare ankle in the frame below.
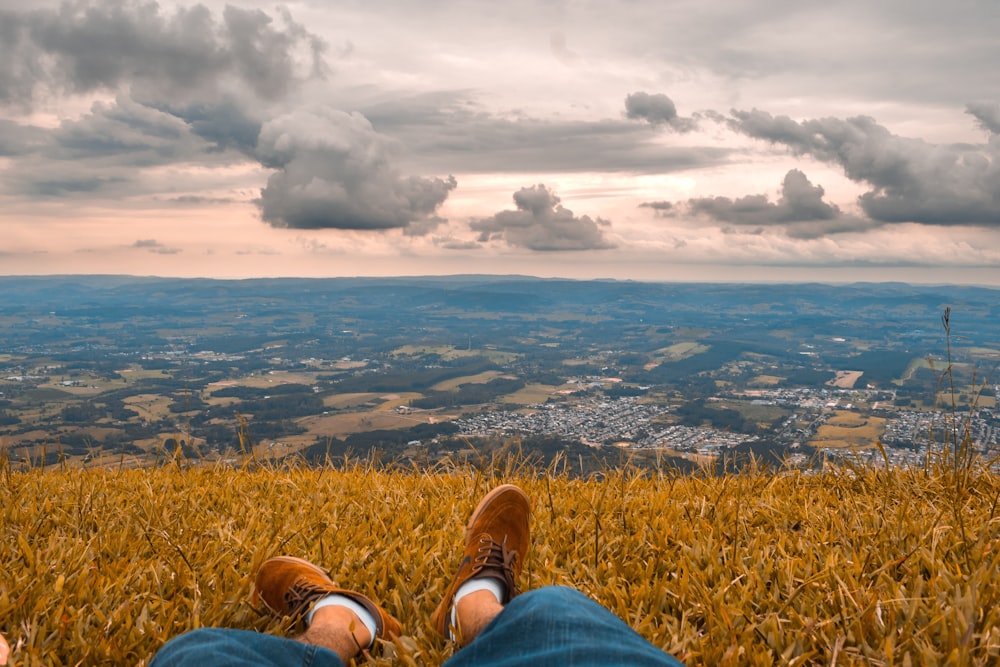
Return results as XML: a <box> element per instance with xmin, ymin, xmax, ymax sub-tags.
<box><xmin>298</xmin><ymin>606</ymin><xmax>372</xmax><ymax>663</ymax></box>
<box><xmin>454</xmin><ymin>589</ymin><xmax>504</xmax><ymax>644</ymax></box>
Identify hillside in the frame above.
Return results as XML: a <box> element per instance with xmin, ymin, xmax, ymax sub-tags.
<box><xmin>3</xmin><ymin>458</ymin><xmax>1000</xmax><ymax>665</ymax></box>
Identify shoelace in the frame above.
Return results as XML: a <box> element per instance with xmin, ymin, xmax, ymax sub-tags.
<box><xmin>283</xmin><ymin>578</ymin><xmax>332</xmax><ymax>616</ymax></box>
<box><xmin>471</xmin><ymin>535</ymin><xmax>519</xmax><ymax>598</ymax></box>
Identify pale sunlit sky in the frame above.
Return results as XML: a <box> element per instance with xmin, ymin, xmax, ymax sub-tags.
<box><xmin>1</xmin><ymin>0</ymin><xmax>999</xmax><ymax>284</ymax></box>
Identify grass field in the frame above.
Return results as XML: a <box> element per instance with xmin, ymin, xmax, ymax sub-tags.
<box><xmin>430</xmin><ymin>371</ymin><xmax>508</xmax><ymax>392</ymax></box>
<box><xmin>644</xmin><ymin>343</ymin><xmax>711</xmax><ymax>370</ymax></box>
<box><xmin>3</xmin><ymin>457</ymin><xmax>1000</xmax><ymax>666</ymax></box>
<box><xmin>809</xmin><ymin>410</ymin><xmax>886</xmax><ymax>449</ymax></box>
<box><xmin>500</xmin><ymin>383</ymin><xmax>563</xmax><ymax>404</ymax></box>
<box><xmin>296</xmin><ymin>409</ymin><xmax>434</xmax><ymax>439</ymax></box>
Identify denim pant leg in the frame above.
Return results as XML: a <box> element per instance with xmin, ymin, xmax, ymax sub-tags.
<box><xmin>442</xmin><ymin>585</ymin><xmax>686</xmax><ymax>667</ymax></box>
<box><xmin>149</xmin><ymin>628</ymin><xmax>344</xmax><ymax>667</ymax></box>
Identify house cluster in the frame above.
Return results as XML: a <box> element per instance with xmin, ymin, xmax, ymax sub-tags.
<box><xmin>456</xmin><ymin>396</ymin><xmax>668</xmax><ymax>445</ymax></box>
<box><xmin>880</xmin><ymin>409</ymin><xmax>998</xmax><ymax>452</ymax></box>
<box><xmin>456</xmin><ymin>397</ymin><xmax>756</xmax><ymax>452</ymax></box>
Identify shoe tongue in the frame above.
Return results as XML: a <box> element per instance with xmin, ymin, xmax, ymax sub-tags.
<box><xmin>474</xmin><ymin>540</ymin><xmax>518</xmax><ymax>601</ymax></box>
<box><xmin>286</xmin><ymin>582</ymin><xmax>333</xmax><ymax>615</ymax></box>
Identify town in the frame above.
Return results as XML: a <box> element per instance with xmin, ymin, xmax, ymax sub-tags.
<box><xmin>1</xmin><ymin>276</ymin><xmax>998</xmax><ymax>473</ymax></box>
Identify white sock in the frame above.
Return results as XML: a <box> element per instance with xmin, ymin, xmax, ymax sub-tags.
<box><xmin>306</xmin><ymin>594</ymin><xmax>378</xmax><ymax>647</ymax></box>
<box><xmin>449</xmin><ymin>578</ymin><xmax>505</xmax><ymax>638</ymax></box>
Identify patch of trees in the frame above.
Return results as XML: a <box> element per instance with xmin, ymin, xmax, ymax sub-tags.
<box><xmin>332</xmin><ymin>359</ymin><xmax>499</xmax><ymax>393</ymax></box>
<box><xmin>162</xmin><ymin>438</ymin><xmax>201</xmax><ymax>459</ymax></box>
<box><xmin>784</xmin><ymin>368</ymin><xmax>833</xmax><ymax>386</ymax></box>
<box><xmin>190</xmin><ymin>423</ymin><xmax>240</xmax><ymax>451</ymax></box>
<box><xmin>612</xmin><ymin>352</ymin><xmax>651</xmax><ymax>367</ymax></box>
<box><xmin>168</xmin><ymin>392</ymin><xmax>209</xmax><ymax>413</ymax></box>
<box><xmin>191</xmin><ymin>334</ymin><xmax>284</xmax><ymax>354</ymax></box>
<box><xmin>237</xmin><ymin>393</ymin><xmax>324</xmax><ymax>420</ymax></box>
<box><xmin>299</xmin><ymin>421</ymin><xmax>460</xmax><ymax>462</ymax></box>
<box><xmin>135</xmin><ymin>357</ymin><xmax>176</xmax><ymax>371</ymax></box>
<box><xmin>238</xmin><ymin>419</ymin><xmax>307</xmax><ymax>441</ymax></box>
<box><xmin>210</xmin><ymin>383</ymin><xmax>315</xmax><ymax>399</ymax></box>
<box><xmin>604</xmin><ymin>385</ymin><xmax>647</xmax><ymax>398</ymax></box>
<box><xmin>715</xmin><ymin>441</ymin><xmax>816</xmax><ymax>474</ymax></box>
<box><xmin>343</xmin><ymin>421</ymin><xmax>459</xmax><ymax>448</ymax></box>
<box><xmin>834</xmin><ymin>350</ymin><xmax>913</xmax><ymax>387</ymax></box>
<box><xmin>675</xmin><ymin>399</ymin><xmax>753</xmax><ymax>432</ymax></box>
<box><xmin>60</xmin><ymin>402</ymin><xmax>104</xmax><ymax>423</ymax></box>
<box><xmin>635</xmin><ymin>340</ymin><xmax>749</xmax><ymax>384</ymax></box>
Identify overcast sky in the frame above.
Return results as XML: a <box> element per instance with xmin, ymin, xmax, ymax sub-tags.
<box><xmin>1</xmin><ymin>0</ymin><xmax>999</xmax><ymax>284</ymax></box>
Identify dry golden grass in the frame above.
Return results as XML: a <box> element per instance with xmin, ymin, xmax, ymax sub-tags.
<box><xmin>3</xmin><ymin>458</ymin><xmax>1000</xmax><ymax>666</ymax></box>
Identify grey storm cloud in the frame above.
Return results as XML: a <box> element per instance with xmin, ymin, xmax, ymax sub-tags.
<box><xmin>639</xmin><ymin>200</ymin><xmax>674</xmax><ymax>216</ymax></box>
<box><xmin>685</xmin><ymin>169</ymin><xmax>872</xmax><ymax>238</ymax></box>
<box><xmin>50</xmin><ymin>96</ymin><xmax>192</xmax><ymax>163</ymax></box>
<box><xmin>0</xmin><ymin>1</ymin><xmax>317</xmax><ymax>199</ymax></box>
<box><xmin>966</xmin><ymin>102</ymin><xmax>1000</xmax><ymax>135</ymax></box>
<box><xmin>470</xmin><ymin>184</ymin><xmax>615</xmax><ymax>251</ymax></box>
<box><xmin>0</xmin><ymin>119</ymin><xmax>46</xmax><ymax>156</ymax></box>
<box><xmin>729</xmin><ymin>108</ymin><xmax>1000</xmax><ymax>227</ymax></box>
<box><xmin>359</xmin><ymin>92</ymin><xmax>728</xmax><ymax>175</ymax></box>
<box><xmin>624</xmin><ymin>92</ymin><xmax>696</xmax><ymax>132</ymax></box>
<box><xmin>150</xmin><ymin>97</ymin><xmax>264</xmax><ymax>155</ymax></box>
<box><xmin>0</xmin><ymin>95</ymin><xmax>230</xmax><ymax>198</ymax></box>
<box><xmin>0</xmin><ymin>0</ymin><xmax>325</xmax><ymax>108</ymax></box>
<box><xmin>255</xmin><ymin>108</ymin><xmax>457</xmax><ymax>231</ymax></box>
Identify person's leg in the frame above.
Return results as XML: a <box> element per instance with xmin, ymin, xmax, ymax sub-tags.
<box><xmin>149</xmin><ymin>627</ymin><xmax>344</xmax><ymax>667</ymax></box>
<box><xmin>433</xmin><ymin>485</ymin><xmax>684</xmax><ymax>665</ymax></box>
<box><xmin>253</xmin><ymin>555</ymin><xmax>401</xmax><ymax>661</ymax></box>
<box><xmin>152</xmin><ymin>556</ymin><xmax>401</xmax><ymax>666</ymax></box>
<box><xmin>431</xmin><ymin>484</ymin><xmax>531</xmax><ymax>644</ymax></box>
<box><xmin>443</xmin><ymin>585</ymin><xmax>686</xmax><ymax>667</ymax></box>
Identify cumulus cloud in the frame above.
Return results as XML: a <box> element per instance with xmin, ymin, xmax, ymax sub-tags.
<box><xmin>728</xmin><ymin>108</ymin><xmax>1000</xmax><ymax>227</ymax></box>
<box><xmin>470</xmin><ymin>184</ymin><xmax>615</xmax><ymax>251</ymax></box>
<box><xmin>0</xmin><ymin>1</ymin><xmax>322</xmax><ymax>201</ymax></box>
<box><xmin>255</xmin><ymin>108</ymin><xmax>457</xmax><ymax>231</ymax></box>
<box><xmin>685</xmin><ymin>169</ymin><xmax>871</xmax><ymax>238</ymax></box>
<box><xmin>624</xmin><ymin>92</ymin><xmax>696</xmax><ymax>132</ymax></box>
<box><xmin>0</xmin><ymin>1</ymin><xmax>326</xmax><ymax>109</ymax></box>
<box><xmin>966</xmin><ymin>102</ymin><xmax>1000</xmax><ymax>135</ymax></box>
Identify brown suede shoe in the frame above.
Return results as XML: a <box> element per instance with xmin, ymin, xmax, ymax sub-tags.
<box><xmin>431</xmin><ymin>484</ymin><xmax>531</xmax><ymax>639</ymax></box>
<box><xmin>253</xmin><ymin>556</ymin><xmax>402</xmax><ymax>641</ymax></box>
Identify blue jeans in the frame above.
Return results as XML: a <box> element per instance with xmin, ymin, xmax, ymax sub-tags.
<box><xmin>151</xmin><ymin>586</ymin><xmax>685</xmax><ymax>666</ymax></box>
